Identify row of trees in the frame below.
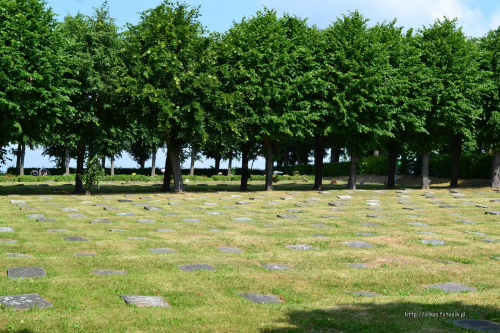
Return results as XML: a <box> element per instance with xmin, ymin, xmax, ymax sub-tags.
<box><xmin>1</xmin><ymin>0</ymin><xmax>499</xmax><ymax>193</ymax></box>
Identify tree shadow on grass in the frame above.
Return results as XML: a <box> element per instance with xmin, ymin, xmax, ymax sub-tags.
<box><xmin>261</xmin><ymin>301</ymin><xmax>500</xmax><ymax>333</ymax></box>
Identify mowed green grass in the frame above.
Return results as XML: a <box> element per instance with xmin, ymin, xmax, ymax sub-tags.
<box><xmin>0</xmin><ymin>179</ymin><xmax>499</xmax><ymax>332</ymax></box>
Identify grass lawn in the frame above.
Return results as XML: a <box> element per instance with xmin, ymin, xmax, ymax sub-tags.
<box><xmin>0</xmin><ymin>178</ymin><xmax>499</xmax><ymax>332</ymax></box>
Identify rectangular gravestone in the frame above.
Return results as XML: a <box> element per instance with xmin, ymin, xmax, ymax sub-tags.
<box><xmin>0</xmin><ymin>294</ymin><xmax>53</xmax><ymax>309</ymax></box>
<box><xmin>121</xmin><ymin>295</ymin><xmax>170</xmax><ymax>308</ymax></box>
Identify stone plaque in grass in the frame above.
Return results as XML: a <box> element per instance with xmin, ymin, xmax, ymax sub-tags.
<box><xmin>346</xmin><ymin>263</ymin><xmax>371</xmax><ymax>269</ymax></box>
<box><xmin>231</xmin><ymin>217</ymin><xmax>253</xmax><ymax>221</ymax></box>
<box><xmin>0</xmin><ymin>227</ymin><xmax>14</xmax><ymax>232</ymax></box>
<box><xmin>6</xmin><ymin>253</ymin><xmax>30</xmax><ymax>258</ymax></box>
<box><xmin>0</xmin><ymin>293</ymin><xmax>53</xmax><ymax>310</ymax></box>
<box><xmin>168</xmin><ymin>202</ymin><xmax>181</xmax><ymax>206</ymax></box>
<box><xmin>10</xmin><ymin>200</ymin><xmax>25</xmax><ymax>204</ymax></box>
<box><xmin>342</xmin><ymin>241</ymin><xmax>374</xmax><ymax>249</ymax></box>
<box><xmin>338</xmin><ymin>195</ymin><xmax>352</xmax><ymax>199</ymax></box>
<box><xmin>149</xmin><ymin>248</ymin><xmax>177</xmax><ymax>254</ymax></box>
<box><xmin>121</xmin><ymin>295</ymin><xmax>170</xmax><ymax>308</ymax></box>
<box><xmin>144</xmin><ymin>206</ymin><xmax>162</xmax><ymax>211</ymax></box>
<box><xmin>313</xmin><ymin>234</ymin><xmax>329</xmax><ymax>238</ymax></box>
<box><xmin>277</xmin><ymin>214</ymin><xmax>298</xmax><ymax>219</ymax></box>
<box><xmin>62</xmin><ymin>208</ymin><xmax>78</xmax><ymax>211</ymax></box>
<box><xmin>218</xmin><ymin>247</ymin><xmax>243</xmax><ymax>253</ymax></box>
<box><xmin>26</xmin><ymin>214</ymin><xmax>44</xmax><ymax>219</ymax></box>
<box><xmin>465</xmin><ymin>231</ymin><xmax>487</xmax><ymax>236</ymax></box>
<box><xmin>206</xmin><ymin>211</ymin><xmax>222</xmax><ymax>215</ymax></box>
<box><xmin>408</xmin><ymin>222</ymin><xmax>430</xmax><ymax>227</ymax></box>
<box><xmin>47</xmin><ymin>229</ymin><xmax>68</xmax><ymax>232</ymax></box>
<box><xmin>75</xmin><ymin>253</ymin><xmax>97</xmax><ymax>256</ymax></box>
<box><xmin>345</xmin><ymin>291</ymin><xmax>380</xmax><ymax>297</ymax></box>
<box><xmin>117</xmin><ymin>212</ymin><xmax>134</xmax><ymax>217</ymax></box>
<box><xmin>329</xmin><ymin>202</ymin><xmax>346</xmax><ymax>207</ymax></box>
<box><xmin>485</xmin><ymin>211</ymin><xmax>500</xmax><ymax>215</ymax></box>
<box><xmin>178</xmin><ymin>264</ymin><xmax>215</xmax><ymax>272</ymax></box>
<box><xmin>118</xmin><ymin>199</ymin><xmax>133</xmax><ymax>203</ymax></box>
<box><xmin>491</xmin><ymin>199</ymin><xmax>500</xmax><ymax>203</ymax></box>
<box><xmin>238</xmin><ymin>293</ymin><xmax>283</xmax><ymax>304</ymax></box>
<box><xmin>453</xmin><ymin>319</ymin><xmax>500</xmax><ymax>332</ymax></box>
<box><xmin>366</xmin><ymin>214</ymin><xmax>381</xmax><ymax>218</ymax></box>
<box><xmin>133</xmin><ymin>203</ymin><xmax>148</xmax><ymax>207</ymax></box>
<box><xmin>94</xmin><ymin>270</ymin><xmax>127</xmax><ymax>275</ymax></box>
<box><xmin>137</xmin><ymin>219</ymin><xmax>156</xmax><ymax>223</ymax></box>
<box><xmin>109</xmin><ymin>229</ymin><xmax>126</xmax><ymax>232</ymax></box>
<box><xmin>8</xmin><ymin>267</ymin><xmax>46</xmax><ymax>279</ymax></box>
<box><xmin>0</xmin><ymin>240</ymin><xmax>18</xmax><ymax>243</ymax></box>
<box><xmin>476</xmin><ymin>204</ymin><xmax>489</xmax><ymax>208</ymax></box>
<box><xmin>360</xmin><ymin>222</ymin><xmax>381</xmax><ymax>227</ymax></box>
<box><xmin>455</xmin><ymin>219</ymin><xmax>478</xmax><ymax>224</ymax></box>
<box><xmin>418</xmin><ymin>231</ymin><xmax>436</xmax><ymax>235</ymax></box>
<box><xmin>127</xmin><ymin>237</ymin><xmax>149</xmax><ymax>240</ymax></box>
<box><xmin>356</xmin><ymin>232</ymin><xmax>377</xmax><ymax>237</ymax></box>
<box><xmin>262</xmin><ymin>264</ymin><xmax>290</xmax><ymax>271</ymax></box>
<box><xmin>155</xmin><ymin>229</ymin><xmax>176</xmax><ymax>232</ymax></box>
<box><xmin>235</xmin><ymin>201</ymin><xmax>249</xmax><ymax>205</ymax></box>
<box><xmin>312</xmin><ymin>224</ymin><xmax>331</xmax><ymax>228</ymax></box>
<box><xmin>425</xmin><ymin>282</ymin><xmax>476</xmax><ymax>293</ymax></box>
<box><xmin>65</xmin><ymin>236</ymin><xmax>88</xmax><ymax>242</ymax></box>
<box><xmin>209</xmin><ymin>228</ymin><xmax>224</xmax><ymax>232</ymax></box>
<box><xmin>286</xmin><ymin>209</ymin><xmax>304</xmax><ymax>213</ymax></box>
<box><xmin>68</xmin><ymin>214</ymin><xmax>85</xmax><ymax>218</ymax></box>
<box><xmin>90</xmin><ymin>219</ymin><xmax>112</xmax><ymax>224</ymax></box>
<box><xmin>286</xmin><ymin>244</ymin><xmax>317</xmax><ymax>250</ymax></box>
<box><xmin>481</xmin><ymin>239</ymin><xmax>498</xmax><ymax>243</ymax></box>
<box><xmin>184</xmin><ymin>219</ymin><xmax>201</xmax><ymax>223</ymax></box>
<box><xmin>439</xmin><ymin>205</ymin><xmax>458</xmax><ymax>209</ymax></box>
<box><xmin>421</xmin><ymin>239</ymin><xmax>445</xmax><ymax>245</ymax></box>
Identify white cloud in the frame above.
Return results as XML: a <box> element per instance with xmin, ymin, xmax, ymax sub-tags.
<box><xmin>260</xmin><ymin>0</ymin><xmax>497</xmax><ymax>36</ymax></box>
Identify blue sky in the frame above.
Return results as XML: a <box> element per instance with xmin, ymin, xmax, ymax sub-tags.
<box><xmin>3</xmin><ymin>0</ymin><xmax>500</xmax><ymax>172</ymax></box>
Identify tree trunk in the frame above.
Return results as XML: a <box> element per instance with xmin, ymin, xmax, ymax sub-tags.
<box><xmin>450</xmin><ymin>134</ymin><xmax>462</xmax><ymax>188</ymax></box>
<box><xmin>161</xmin><ymin>152</ymin><xmax>172</xmax><ymax>192</ymax></box>
<box><xmin>140</xmin><ymin>160</ymin><xmax>145</xmax><ymax>170</ymax></box>
<box><xmin>19</xmin><ymin>143</ymin><xmax>25</xmax><ymax>176</ymax></box>
<box><xmin>491</xmin><ymin>150</ymin><xmax>500</xmax><ymax>189</ymax></box>
<box><xmin>214</xmin><ymin>157</ymin><xmax>221</xmax><ymax>174</ymax></box>
<box><xmin>313</xmin><ymin>135</ymin><xmax>325</xmax><ymax>190</ymax></box>
<box><xmin>190</xmin><ymin>146</ymin><xmax>196</xmax><ymax>176</ymax></box>
<box><xmin>240</xmin><ymin>142</ymin><xmax>251</xmax><ymax>191</ymax></box>
<box><xmin>227</xmin><ymin>151</ymin><xmax>233</xmax><ymax>176</ymax></box>
<box><xmin>167</xmin><ymin>143</ymin><xmax>184</xmax><ymax>193</ymax></box>
<box><xmin>16</xmin><ymin>142</ymin><xmax>21</xmax><ymax>175</ymax></box>
<box><xmin>74</xmin><ymin>144</ymin><xmax>85</xmax><ymax>194</ymax></box>
<box><xmin>387</xmin><ymin>151</ymin><xmax>398</xmax><ymax>189</ymax></box>
<box><xmin>263</xmin><ymin>136</ymin><xmax>274</xmax><ymax>191</ymax></box>
<box><xmin>110</xmin><ymin>155</ymin><xmax>115</xmax><ymax>176</ymax></box>
<box><xmin>65</xmin><ymin>146</ymin><xmax>70</xmax><ymax>175</ymax></box>
<box><xmin>347</xmin><ymin>154</ymin><xmax>358</xmax><ymax>190</ymax></box>
<box><xmin>421</xmin><ymin>152</ymin><xmax>431</xmax><ymax>189</ymax></box>
<box><xmin>151</xmin><ymin>147</ymin><xmax>157</xmax><ymax>177</ymax></box>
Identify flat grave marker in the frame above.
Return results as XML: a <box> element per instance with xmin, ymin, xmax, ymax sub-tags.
<box><xmin>8</xmin><ymin>267</ymin><xmax>46</xmax><ymax>279</ymax></box>
<box><xmin>121</xmin><ymin>295</ymin><xmax>170</xmax><ymax>308</ymax></box>
<box><xmin>0</xmin><ymin>294</ymin><xmax>53</xmax><ymax>310</ymax></box>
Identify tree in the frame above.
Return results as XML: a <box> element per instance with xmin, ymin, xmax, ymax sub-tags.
<box><xmin>479</xmin><ymin>28</ymin><xmax>500</xmax><ymax>188</ymax></box>
<box><xmin>126</xmin><ymin>1</ymin><xmax>215</xmax><ymax>192</ymax></box>
<box><xmin>0</xmin><ymin>0</ymin><xmax>73</xmax><ymax>164</ymax></box>
<box><xmin>416</xmin><ymin>18</ymin><xmax>482</xmax><ymax>189</ymax></box>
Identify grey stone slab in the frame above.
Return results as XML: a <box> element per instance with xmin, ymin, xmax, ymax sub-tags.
<box><xmin>485</xmin><ymin>211</ymin><xmax>500</xmax><ymax>215</ymax></box>
<box><xmin>178</xmin><ymin>264</ymin><xmax>215</xmax><ymax>272</ymax></box>
<box><xmin>286</xmin><ymin>209</ymin><xmax>304</xmax><ymax>213</ymax></box>
<box><xmin>356</xmin><ymin>232</ymin><xmax>377</xmax><ymax>237</ymax></box>
<box><xmin>36</xmin><ymin>218</ymin><xmax>57</xmax><ymax>223</ymax></box>
<box><xmin>206</xmin><ymin>211</ymin><xmax>222</xmax><ymax>215</ymax></box>
<box><xmin>121</xmin><ymin>295</ymin><xmax>170</xmax><ymax>308</ymax></box>
<box><xmin>366</xmin><ymin>202</ymin><xmax>381</xmax><ymax>207</ymax></box>
<box><xmin>366</xmin><ymin>214</ymin><xmax>381</xmax><ymax>218</ymax></box>
<box><xmin>64</xmin><ymin>236</ymin><xmax>88</xmax><ymax>242</ymax></box>
<box><xmin>203</xmin><ymin>203</ymin><xmax>217</xmax><ymax>206</ymax></box>
<box><xmin>74</xmin><ymin>253</ymin><xmax>97</xmax><ymax>256</ymax></box>
<box><xmin>133</xmin><ymin>203</ymin><xmax>148</xmax><ymax>207</ymax></box>
<box><xmin>360</xmin><ymin>222</ymin><xmax>381</xmax><ymax>227</ymax></box>
<box><xmin>218</xmin><ymin>247</ymin><xmax>243</xmax><ymax>253</ymax></box>
<box><xmin>238</xmin><ymin>293</ymin><xmax>283</xmax><ymax>304</ymax></box>
<box><xmin>491</xmin><ymin>199</ymin><xmax>500</xmax><ymax>203</ymax></box>
<box><xmin>117</xmin><ymin>212</ymin><xmax>134</xmax><ymax>216</ymax></box>
<box><xmin>418</xmin><ymin>231</ymin><xmax>436</xmax><ymax>235</ymax></box>
<box><xmin>184</xmin><ymin>219</ymin><xmax>201</xmax><ymax>223</ymax></box>
<box><xmin>329</xmin><ymin>202</ymin><xmax>346</xmax><ymax>207</ymax></box>
<box><xmin>286</xmin><ymin>244</ymin><xmax>317</xmax><ymax>250</ymax></box>
<box><xmin>10</xmin><ymin>200</ymin><xmax>26</xmax><ymax>204</ymax></box>
<box><xmin>476</xmin><ymin>204</ymin><xmax>489</xmax><ymax>208</ymax></box>
<box><xmin>209</xmin><ymin>228</ymin><xmax>224</xmax><ymax>232</ymax></box>
<box><xmin>155</xmin><ymin>229</ymin><xmax>176</xmax><ymax>232</ymax></box>
<box><xmin>235</xmin><ymin>201</ymin><xmax>249</xmax><ymax>205</ymax></box>
<box><xmin>346</xmin><ymin>263</ymin><xmax>371</xmax><ymax>269</ymax></box>
<box><xmin>90</xmin><ymin>219</ymin><xmax>112</xmax><ymax>224</ymax></box>
<box><xmin>0</xmin><ymin>240</ymin><xmax>18</xmax><ymax>243</ymax></box>
<box><xmin>118</xmin><ymin>199</ymin><xmax>133</xmax><ymax>203</ymax></box>
<box><xmin>62</xmin><ymin>208</ymin><xmax>78</xmax><ymax>211</ymax></box>
<box><xmin>6</xmin><ymin>253</ymin><xmax>30</xmax><ymax>258</ymax></box>
<box><xmin>0</xmin><ymin>293</ymin><xmax>53</xmax><ymax>309</ymax></box>
<box><xmin>311</xmin><ymin>224</ymin><xmax>331</xmax><ymax>228</ymax></box>
<box><xmin>453</xmin><ymin>319</ymin><xmax>500</xmax><ymax>332</ymax></box>
<box><xmin>277</xmin><ymin>214</ymin><xmax>298</xmax><ymax>219</ymax></box>
<box><xmin>262</xmin><ymin>264</ymin><xmax>290</xmax><ymax>271</ymax></box>
<box><xmin>144</xmin><ymin>206</ymin><xmax>162</xmax><ymax>211</ymax></box>
<box><xmin>68</xmin><ymin>213</ymin><xmax>85</xmax><ymax>218</ymax></box>
<box><xmin>149</xmin><ymin>248</ymin><xmax>177</xmax><ymax>254</ymax></box>
<box><xmin>47</xmin><ymin>229</ymin><xmax>68</xmax><ymax>232</ymax></box>
<box><xmin>343</xmin><ymin>241</ymin><xmax>375</xmax><ymax>249</ymax></box>
<box><xmin>8</xmin><ymin>267</ymin><xmax>46</xmax><ymax>279</ymax></box>
<box><xmin>439</xmin><ymin>205</ymin><xmax>458</xmax><ymax>209</ymax></box>
<box><xmin>231</xmin><ymin>217</ymin><xmax>253</xmax><ymax>221</ymax></box>
<box><xmin>168</xmin><ymin>202</ymin><xmax>182</xmax><ymax>206</ymax></box>
<box><xmin>408</xmin><ymin>222</ymin><xmax>430</xmax><ymax>227</ymax></box>
<box><xmin>313</xmin><ymin>234</ymin><xmax>329</xmax><ymax>238</ymax></box>
<box><xmin>481</xmin><ymin>239</ymin><xmax>498</xmax><ymax>243</ymax></box>
<box><xmin>421</xmin><ymin>239</ymin><xmax>445</xmax><ymax>245</ymax></box>
<box><xmin>127</xmin><ymin>237</ymin><xmax>149</xmax><ymax>240</ymax></box>
<box><xmin>455</xmin><ymin>219</ymin><xmax>478</xmax><ymax>224</ymax></box>
<box><xmin>137</xmin><ymin>219</ymin><xmax>156</xmax><ymax>223</ymax></box>
<box><xmin>338</xmin><ymin>195</ymin><xmax>352</xmax><ymax>199</ymax></box>
<box><xmin>465</xmin><ymin>231</ymin><xmax>487</xmax><ymax>236</ymax></box>
<box><xmin>26</xmin><ymin>214</ymin><xmax>44</xmax><ymax>219</ymax></box>
<box><xmin>109</xmin><ymin>229</ymin><xmax>126</xmax><ymax>232</ymax></box>
<box><xmin>0</xmin><ymin>227</ymin><xmax>14</xmax><ymax>232</ymax></box>
<box><xmin>425</xmin><ymin>282</ymin><xmax>476</xmax><ymax>293</ymax></box>
<box><xmin>345</xmin><ymin>291</ymin><xmax>380</xmax><ymax>297</ymax></box>
<box><xmin>94</xmin><ymin>270</ymin><xmax>127</xmax><ymax>275</ymax></box>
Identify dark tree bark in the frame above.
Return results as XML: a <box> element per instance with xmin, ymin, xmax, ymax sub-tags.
<box><xmin>263</xmin><ymin>135</ymin><xmax>274</xmax><ymax>191</ymax></box>
<box><xmin>240</xmin><ymin>142</ymin><xmax>251</xmax><ymax>191</ymax></box>
<box><xmin>227</xmin><ymin>151</ymin><xmax>233</xmax><ymax>176</ymax></box>
<box><xmin>161</xmin><ymin>152</ymin><xmax>172</xmax><ymax>192</ymax></box>
<box><xmin>74</xmin><ymin>143</ymin><xmax>85</xmax><ymax>194</ymax></box>
<box><xmin>421</xmin><ymin>152</ymin><xmax>431</xmax><ymax>189</ymax></box>
<box><xmin>214</xmin><ymin>156</ymin><xmax>221</xmax><ymax>174</ymax></box>
<box><xmin>166</xmin><ymin>139</ymin><xmax>184</xmax><ymax>193</ymax></box>
<box><xmin>151</xmin><ymin>147</ymin><xmax>157</xmax><ymax>176</ymax></box>
<box><xmin>450</xmin><ymin>134</ymin><xmax>462</xmax><ymax>187</ymax></box>
<box><xmin>492</xmin><ymin>151</ymin><xmax>500</xmax><ymax>189</ymax></box>
<box><xmin>387</xmin><ymin>150</ymin><xmax>398</xmax><ymax>189</ymax></box>
<box><xmin>19</xmin><ymin>143</ymin><xmax>25</xmax><ymax>176</ymax></box>
<box><xmin>16</xmin><ymin>142</ymin><xmax>21</xmax><ymax>175</ymax></box>
<box><xmin>110</xmin><ymin>155</ymin><xmax>115</xmax><ymax>176</ymax></box>
<box><xmin>189</xmin><ymin>145</ymin><xmax>196</xmax><ymax>176</ymax></box>
<box><xmin>65</xmin><ymin>146</ymin><xmax>70</xmax><ymax>175</ymax></box>
<box><xmin>347</xmin><ymin>154</ymin><xmax>358</xmax><ymax>190</ymax></box>
<box><xmin>140</xmin><ymin>160</ymin><xmax>145</xmax><ymax>169</ymax></box>
<box><xmin>313</xmin><ymin>135</ymin><xmax>326</xmax><ymax>190</ymax></box>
